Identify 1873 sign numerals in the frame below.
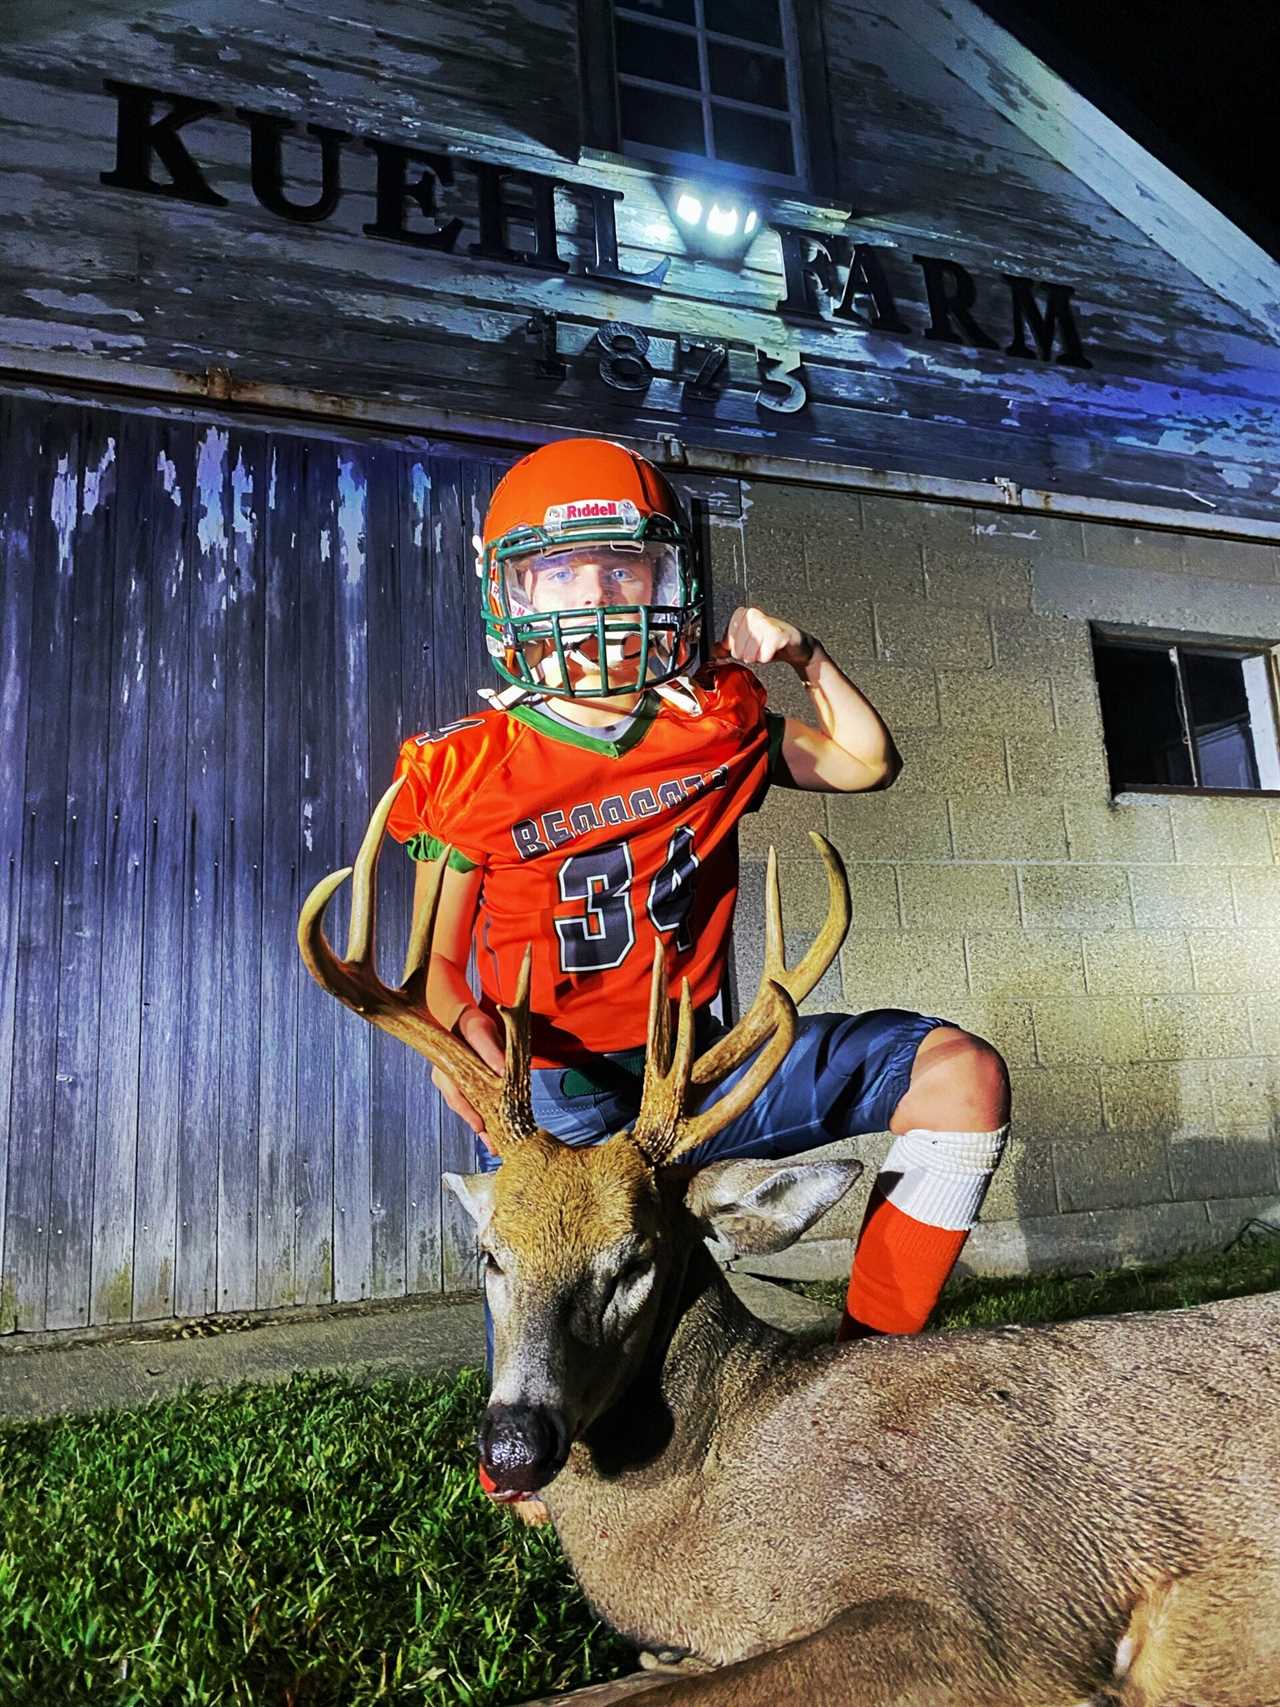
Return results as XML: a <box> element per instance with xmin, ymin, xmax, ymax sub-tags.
<box><xmin>524</xmin><ymin>314</ymin><xmax>808</xmax><ymax>415</ymax></box>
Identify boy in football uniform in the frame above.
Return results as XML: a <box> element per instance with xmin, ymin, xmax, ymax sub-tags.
<box><xmin>387</xmin><ymin>438</ymin><xmax>1009</xmax><ymax>1503</ymax></box>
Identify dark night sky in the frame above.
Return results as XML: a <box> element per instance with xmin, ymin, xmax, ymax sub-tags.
<box><xmin>981</xmin><ymin>0</ymin><xmax>1280</xmax><ymax>260</ymax></box>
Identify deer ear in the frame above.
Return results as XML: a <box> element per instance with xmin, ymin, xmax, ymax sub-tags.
<box><xmin>443</xmin><ymin>1171</ymin><xmax>499</xmax><ymax>1236</ymax></box>
<box><xmin>684</xmin><ymin>1159</ymin><xmax>864</xmax><ymax>1256</ymax></box>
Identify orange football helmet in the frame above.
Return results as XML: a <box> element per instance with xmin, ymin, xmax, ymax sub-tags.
<box><xmin>478</xmin><ymin>438</ymin><xmax>702</xmax><ymax>699</ymax></box>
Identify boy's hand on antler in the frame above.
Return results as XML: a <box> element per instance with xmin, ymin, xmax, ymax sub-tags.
<box><xmin>433</xmin><ymin>1006</ymin><xmax>507</xmax><ymax>1150</ymax></box>
<box><xmin>719</xmin><ymin>606</ymin><xmax>817</xmax><ymax>669</ymax></box>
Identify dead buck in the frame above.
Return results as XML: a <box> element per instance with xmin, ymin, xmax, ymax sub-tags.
<box><xmin>299</xmin><ymin>779</ymin><xmax>1280</xmax><ymax>1707</ymax></box>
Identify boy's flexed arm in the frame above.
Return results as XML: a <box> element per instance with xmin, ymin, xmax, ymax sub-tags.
<box><xmin>414</xmin><ymin>859</ymin><xmax>505</xmax><ymax>1141</ymax></box>
<box><xmin>722</xmin><ymin>605</ymin><xmax>901</xmax><ymax>793</ymax></box>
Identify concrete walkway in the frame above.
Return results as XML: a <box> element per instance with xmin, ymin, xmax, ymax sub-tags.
<box><xmin>0</xmin><ymin>1271</ymin><xmax>838</xmax><ymax>1422</ymax></box>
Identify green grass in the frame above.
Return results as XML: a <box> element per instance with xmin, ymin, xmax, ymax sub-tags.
<box><xmin>2</xmin><ymin>1231</ymin><xmax>1277</xmax><ymax>1707</ymax></box>
<box><xmin>792</xmin><ymin>1224</ymin><xmax>1280</xmax><ymax>1330</ymax></box>
<box><xmin>0</xmin><ymin>1366</ymin><xmax>632</xmax><ymax>1707</ymax></box>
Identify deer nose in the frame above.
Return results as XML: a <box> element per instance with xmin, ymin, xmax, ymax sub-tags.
<box><xmin>478</xmin><ymin>1404</ymin><xmax>570</xmax><ymax>1493</ymax></box>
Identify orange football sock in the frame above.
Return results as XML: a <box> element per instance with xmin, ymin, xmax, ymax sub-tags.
<box><xmin>838</xmin><ymin>1126</ymin><xmax>1008</xmax><ymax>1340</ymax></box>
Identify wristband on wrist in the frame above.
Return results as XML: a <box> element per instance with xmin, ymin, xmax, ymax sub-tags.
<box><xmin>795</xmin><ymin>637</ymin><xmax>823</xmax><ymax>682</ymax></box>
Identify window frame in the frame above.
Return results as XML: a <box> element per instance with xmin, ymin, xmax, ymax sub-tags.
<box><xmin>577</xmin><ymin>0</ymin><xmax>839</xmax><ymax>203</ymax></box>
<box><xmin>1090</xmin><ymin>623</ymin><xmax>1280</xmax><ymax>801</ymax></box>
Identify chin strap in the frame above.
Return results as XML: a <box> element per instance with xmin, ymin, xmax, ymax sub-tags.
<box><xmin>651</xmin><ymin>675</ymin><xmax>701</xmax><ymax>714</ymax></box>
<box><xmin>478</xmin><ymin>659</ymin><xmax>700</xmax><ymax>715</ymax></box>
<box><xmin>477</xmin><ymin>681</ymin><xmax>545</xmax><ymax>710</ymax></box>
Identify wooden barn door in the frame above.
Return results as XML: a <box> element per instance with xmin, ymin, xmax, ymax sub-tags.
<box><xmin>0</xmin><ymin>389</ymin><xmax>507</xmax><ymax>1331</ymax></box>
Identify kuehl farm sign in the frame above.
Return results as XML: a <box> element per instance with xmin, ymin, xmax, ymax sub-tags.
<box><xmin>99</xmin><ymin>79</ymin><xmax>1092</xmax><ymax>415</ymax></box>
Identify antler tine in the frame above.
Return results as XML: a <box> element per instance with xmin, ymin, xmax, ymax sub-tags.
<box><xmin>496</xmin><ymin>947</ymin><xmax>536</xmax><ymax>1142</ymax></box>
<box><xmin>664</xmin><ymin>979</ymin><xmax>797</xmax><ymax>1162</ymax></box>
<box><xmin>646</xmin><ymin>939</ymin><xmax>673</xmax><ymax>1075</ymax></box>
<box><xmin>691</xmin><ymin>832</ymin><xmax>849</xmax><ymax>1090</ymax></box>
<box><xmin>400</xmin><ymin>841</ymin><xmax>447</xmax><ymax>999</ymax></box>
<box><xmin>630</xmin><ymin>946</ymin><xmax>699</xmax><ymax>1167</ymax></box>
<box><xmin>297</xmin><ymin>777</ymin><xmax>539</xmax><ymax>1153</ymax></box>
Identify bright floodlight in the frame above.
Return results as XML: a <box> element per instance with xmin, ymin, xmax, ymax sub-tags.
<box><xmin>664</xmin><ymin>183</ymin><xmax>761</xmax><ymax>259</ymax></box>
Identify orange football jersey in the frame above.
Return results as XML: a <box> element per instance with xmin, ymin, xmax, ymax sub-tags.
<box><xmin>388</xmin><ymin>662</ymin><xmax>783</xmax><ymax>1066</ymax></box>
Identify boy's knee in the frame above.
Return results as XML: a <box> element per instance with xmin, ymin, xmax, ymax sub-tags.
<box><xmin>958</xmin><ymin>1032</ymin><xmax>1010</xmax><ymax>1123</ymax></box>
<box><xmin>892</xmin><ymin>1025</ymin><xmax>1010</xmax><ymax>1134</ymax></box>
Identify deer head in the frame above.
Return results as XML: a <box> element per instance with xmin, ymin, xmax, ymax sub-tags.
<box><xmin>298</xmin><ymin>778</ymin><xmax>859</xmax><ymax>1497</ymax></box>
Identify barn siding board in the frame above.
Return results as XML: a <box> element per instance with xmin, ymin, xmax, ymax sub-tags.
<box><xmin>331</xmin><ymin>447</ymin><xmax>374</xmax><ymax>1304</ymax></box>
<box><xmin>0</xmin><ymin>395</ymin><xmax>36</xmax><ymax>1327</ymax></box>
<box><xmin>429</xmin><ymin>454</ymin><xmax>490</xmax><ymax>1295</ymax></box>
<box><xmin>5</xmin><ymin>403</ymin><xmax>80</xmax><ymax>1332</ymax></box>
<box><xmin>257</xmin><ymin>434</ymin><xmax>303</xmax><ymax>1311</ymax></box>
<box><xmin>366</xmin><ymin>447</ymin><xmax>409</xmax><ymax>1301</ymax></box>
<box><xmin>399</xmin><ymin>450</ymin><xmax>444</xmax><ymax>1295</ymax></box>
<box><xmin>295</xmin><ymin>441</ymin><xmax>339</xmax><ymax>1306</ymax></box>
<box><xmin>217</xmin><ymin>428</ymin><xmax>267</xmax><ymax>1312</ymax></box>
<box><xmin>174</xmin><ymin>423</ymin><xmax>229</xmax><ymax>1319</ymax></box>
<box><xmin>46</xmin><ymin>408</ymin><xmax>116</xmax><ymax>1328</ymax></box>
<box><xmin>92</xmin><ymin>411</ymin><xmax>152</xmax><ymax>1324</ymax></box>
<box><xmin>134</xmin><ymin>418</ymin><xmax>193</xmax><ymax>1321</ymax></box>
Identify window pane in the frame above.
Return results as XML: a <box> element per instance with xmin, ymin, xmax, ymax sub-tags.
<box><xmin>712</xmin><ymin>104</ymin><xmax>794</xmax><ymax>174</ymax></box>
<box><xmin>1182</xmin><ymin>650</ymin><xmax>1263</xmax><ymax>789</ymax></box>
<box><xmin>1094</xmin><ymin>642</ymin><xmax>1193</xmax><ymax>788</ymax></box>
<box><xmin>704</xmin><ymin>0</ymin><xmax>784</xmax><ymax>47</ymax></box>
<box><xmin>708</xmin><ymin>40</ymin><xmax>788</xmax><ymax>110</ymax></box>
<box><xmin>620</xmin><ymin>83</ymin><xmax>707</xmax><ymax>156</ymax></box>
<box><xmin>619</xmin><ymin>0</ymin><xmax>695</xmax><ymax>23</ymax></box>
<box><xmin>616</xmin><ymin>17</ymin><xmax>701</xmax><ymax>89</ymax></box>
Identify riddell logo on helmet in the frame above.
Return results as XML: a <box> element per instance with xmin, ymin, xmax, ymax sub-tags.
<box><xmin>544</xmin><ymin>498</ymin><xmax>641</xmax><ymax>530</ymax></box>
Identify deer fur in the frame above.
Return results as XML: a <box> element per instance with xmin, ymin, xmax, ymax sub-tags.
<box><xmin>448</xmin><ymin>1150</ymin><xmax>1280</xmax><ymax>1707</ymax></box>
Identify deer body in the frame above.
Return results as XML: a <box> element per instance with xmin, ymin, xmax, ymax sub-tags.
<box><xmin>298</xmin><ymin>783</ymin><xmax>1280</xmax><ymax>1706</ymax></box>
<box><xmin>541</xmin><ymin>1240</ymin><xmax>1280</xmax><ymax>1704</ymax></box>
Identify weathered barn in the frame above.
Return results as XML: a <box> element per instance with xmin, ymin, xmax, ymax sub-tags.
<box><xmin>1</xmin><ymin>0</ymin><xmax>1277</xmax><ymax>1333</ymax></box>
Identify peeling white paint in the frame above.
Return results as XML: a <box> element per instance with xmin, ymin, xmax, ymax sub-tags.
<box><xmin>1217</xmin><ymin>466</ymin><xmax>1254</xmax><ymax>491</ymax></box>
<box><xmin>2</xmin><ymin>315</ymin><xmax>147</xmax><ymax>354</ymax></box>
<box><xmin>268</xmin><ymin>448</ymin><xmax>277</xmax><ymax>511</ymax></box>
<box><xmin>410</xmin><ymin>462</ymin><xmax>429</xmax><ymax>548</ymax></box>
<box><xmin>196</xmin><ymin>428</ymin><xmax>229</xmax><ymax>555</ymax></box>
<box><xmin>302</xmin><ymin>798</ymin><xmax>314</xmax><ymax>853</ymax></box>
<box><xmin>24</xmin><ymin>287</ymin><xmax>144</xmax><ymax>323</ymax></box>
<box><xmin>975</xmin><ymin>521</ymin><xmax>1041</xmax><ymax>540</ymax></box>
<box><xmin>337</xmin><ymin>456</ymin><xmax>367</xmax><ymax>587</ymax></box>
<box><xmin>83</xmin><ymin>437</ymin><xmax>116</xmax><ymax>517</ymax></box>
<box><xmin>51</xmin><ymin>453</ymin><xmax>77</xmax><ymax>574</ymax></box>
<box><xmin>231</xmin><ymin>447</ymin><xmax>256</xmax><ymax>547</ymax></box>
<box><xmin>157</xmin><ymin>449</ymin><xmax>182</xmax><ymax>507</ymax></box>
<box><xmin>320</xmin><ymin>526</ymin><xmax>331</xmax><ymax>563</ymax></box>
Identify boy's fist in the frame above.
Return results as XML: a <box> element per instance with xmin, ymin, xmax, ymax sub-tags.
<box><xmin>719</xmin><ymin>606</ymin><xmax>815</xmax><ymax>668</ymax></box>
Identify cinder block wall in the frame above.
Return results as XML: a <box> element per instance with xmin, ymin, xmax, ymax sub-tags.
<box><xmin>710</xmin><ymin>481</ymin><xmax>1280</xmax><ymax>1278</ymax></box>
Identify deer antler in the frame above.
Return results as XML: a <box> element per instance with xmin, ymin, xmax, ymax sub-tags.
<box><xmin>693</xmin><ymin>835</ymin><xmax>849</xmax><ymax>1088</ymax></box>
<box><xmin>630</xmin><ymin>834</ymin><xmax>851</xmax><ymax>1167</ymax></box>
<box><xmin>296</xmin><ymin>777</ymin><xmax>539</xmax><ymax>1153</ymax></box>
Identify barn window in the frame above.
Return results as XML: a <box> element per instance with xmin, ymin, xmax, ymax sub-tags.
<box><xmin>578</xmin><ymin>0</ymin><xmax>837</xmax><ymax>198</ymax></box>
<box><xmin>1092</xmin><ymin>630</ymin><xmax>1280</xmax><ymax>794</ymax></box>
